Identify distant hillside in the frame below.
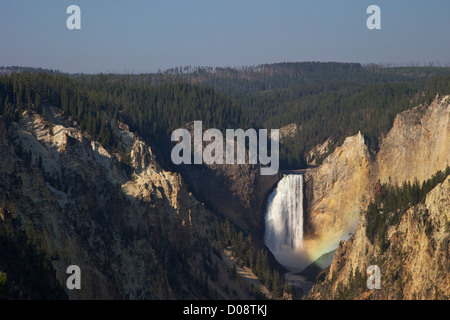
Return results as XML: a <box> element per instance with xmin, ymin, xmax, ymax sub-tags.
<box><xmin>2</xmin><ymin>63</ymin><xmax>450</xmax><ymax>170</ymax></box>
<box><xmin>154</xmin><ymin>62</ymin><xmax>450</xmax><ymax>169</ymax></box>
<box><xmin>0</xmin><ymin>66</ymin><xmax>61</xmax><ymax>75</ymax></box>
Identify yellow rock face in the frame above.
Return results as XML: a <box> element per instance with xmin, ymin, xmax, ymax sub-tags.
<box><xmin>304</xmin><ymin>95</ymin><xmax>450</xmax><ymax>263</ymax></box>
<box><xmin>309</xmin><ymin>176</ymin><xmax>449</xmax><ymax>300</ymax></box>
<box><xmin>377</xmin><ymin>95</ymin><xmax>450</xmax><ymax>186</ymax></box>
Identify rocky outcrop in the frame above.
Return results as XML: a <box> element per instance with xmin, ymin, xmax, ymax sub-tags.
<box><xmin>181</xmin><ymin>163</ymin><xmax>281</xmax><ymax>237</ymax></box>
<box><xmin>306</xmin><ymin>138</ymin><xmax>333</xmax><ymax>166</ymax></box>
<box><xmin>304</xmin><ymin>95</ymin><xmax>450</xmax><ymax>262</ymax></box>
<box><xmin>279</xmin><ymin>123</ymin><xmax>298</xmax><ymax>142</ymax></box>
<box><xmin>308</xmin><ymin>176</ymin><xmax>450</xmax><ymax>300</ymax></box>
<box><xmin>174</xmin><ymin>122</ymin><xmax>282</xmax><ymax>239</ymax></box>
<box><xmin>0</xmin><ymin>110</ymin><xmax>256</xmax><ymax>299</ymax></box>
<box><xmin>377</xmin><ymin>95</ymin><xmax>450</xmax><ymax>185</ymax></box>
<box><xmin>304</xmin><ymin>132</ymin><xmax>374</xmax><ymax>259</ymax></box>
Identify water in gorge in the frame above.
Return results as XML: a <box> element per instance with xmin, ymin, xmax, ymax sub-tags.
<box><xmin>264</xmin><ymin>174</ymin><xmax>309</xmax><ymax>271</ymax></box>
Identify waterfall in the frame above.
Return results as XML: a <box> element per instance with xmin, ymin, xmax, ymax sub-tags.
<box><xmin>264</xmin><ymin>174</ymin><xmax>305</xmax><ymax>268</ymax></box>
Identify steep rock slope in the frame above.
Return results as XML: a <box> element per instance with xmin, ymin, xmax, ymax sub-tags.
<box><xmin>0</xmin><ymin>109</ymin><xmax>254</xmax><ymax>299</ymax></box>
<box><xmin>377</xmin><ymin>94</ymin><xmax>450</xmax><ymax>185</ymax></box>
<box><xmin>304</xmin><ymin>132</ymin><xmax>373</xmax><ymax>257</ymax></box>
<box><xmin>173</xmin><ymin>122</ymin><xmax>282</xmax><ymax>239</ymax></box>
<box><xmin>303</xmin><ymin>95</ymin><xmax>450</xmax><ymax>261</ymax></box>
<box><xmin>308</xmin><ymin>176</ymin><xmax>449</xmax><ymax>300</ymax></box>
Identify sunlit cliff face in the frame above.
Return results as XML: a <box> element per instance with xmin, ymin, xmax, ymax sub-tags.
<box><xmin>300</xmin><ymin>95</ymin><xmax>450</xmax><ymax>269</ymax></box>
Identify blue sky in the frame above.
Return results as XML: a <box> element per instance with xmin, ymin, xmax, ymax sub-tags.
<box><xmin>1</xmin><ymin>0</ymin><xmax>449</xmax><ymax>74</ymax></box>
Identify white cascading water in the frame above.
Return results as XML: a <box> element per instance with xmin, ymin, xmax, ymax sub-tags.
<box><xmin>264</xmin><ymin>174</ymin><xmax>305</xmax><ymax>269</ymax></box>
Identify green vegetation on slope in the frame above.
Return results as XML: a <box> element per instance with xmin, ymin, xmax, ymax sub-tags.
<box><xmin>366</xmin><ymin>166</ymin><xmax>450</xmax><ymax>250</ymax></box>
<box><xmin>0</xmin><ymin>72</ymin><xmax>246</xmax><ymax>168</ymax></box>
<box><xmin>215</xmin><ymin>219</ymin><xmax>290</xmax><ymax>298</ymax></box>
<box><xmin>2</xmin><ymin>63</ymin><xmax>450</xmax><ymax>170</ymax></box>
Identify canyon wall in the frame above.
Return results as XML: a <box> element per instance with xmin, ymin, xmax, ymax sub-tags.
<box><xmin>0</xmin><ymin>109</ymin><xmax>255</xmax><ymax>299</ymax></box>
<box><xmin>174</xmin><ymin>122</ymin><xmax>282</xmax><ymax>238</ymax></box>
<box><xmin>304</xmin><ymin>95</ymin><xmax>450</xmax><ymax>261</ymax></box>
<box><xmin>308</xmin><ymin>175</ymin><xmax>449</xmax><ymax>299</ymax></box>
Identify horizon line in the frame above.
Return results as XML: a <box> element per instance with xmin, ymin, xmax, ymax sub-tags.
<box><xmin>1</xmin><ymin>60</ymin><xmax>450</xmax><ymax>76</ymax></box>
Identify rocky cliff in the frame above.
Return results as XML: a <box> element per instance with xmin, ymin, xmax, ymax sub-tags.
<box><xmin>0</xmin><ymin>108</ymin><xmax>257</xmax><ymax>299</ymax></box>
<box><xmin>303</xmin><ymin>95</ymin><xmax>450</xmax><ymax>262</ymax></box>
<box><xmin>304</xmin><ymin>131</ymin><xmax>373</xmax><ymax>259</ymax></box>
<box><xmin>173</xmin><ymin>122</ymin><xmax>282</xmax><ymax>239</ymax></box>
<box><xmin>308</xmin><ymin>175</ymin><xmax>449</xmax><ymax>299</ymax></box>
<box><xmin>377</xmin><ymin>94</ymin><xmax>450</xmax><ymax>186</ymax></box>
